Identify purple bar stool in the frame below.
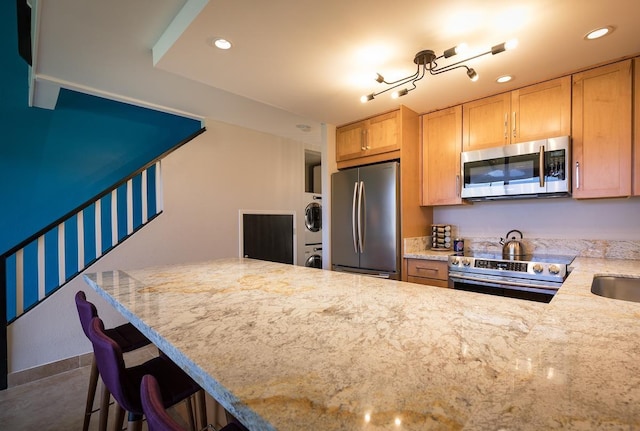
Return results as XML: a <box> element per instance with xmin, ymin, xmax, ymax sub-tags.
<box><xmin>141</xmin><ymin>374</ymin><xmax>249</xmax><ymax>431</ymax></box>
<box><xmin>87</xmin><ymin>316</ymin><xmax>205</xmax><ymax>431</ymax></box>
<box><xmin>75</xmin><ymin>290</ymin><xmax>152</xmax><ymax>431</ymax></box>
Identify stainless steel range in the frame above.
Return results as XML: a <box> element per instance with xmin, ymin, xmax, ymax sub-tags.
<box><xmin>448</xmin><ymin>252</ymin><xmax>574</xmax><ymax>303</ymax></box>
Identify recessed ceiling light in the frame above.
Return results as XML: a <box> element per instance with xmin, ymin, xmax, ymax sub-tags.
<box><xmin>496</xmin><ymin>75</ymin><xmax>513</xmax><ymax>83</ymax></box>
<box><xmin>585</xmin><ymin>26</ymin><xmax>614</xmax><ymax>40</ymax></box>
<box><xmin>211</xmin><ymin>38</ymin><xmax>232</xmax><ymax>50</ymax></box>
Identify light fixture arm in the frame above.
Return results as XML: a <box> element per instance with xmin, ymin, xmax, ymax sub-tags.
<box><xmin>367</xmin><ymin>65</ymin><xmax>421</xmax><ymax>99</ymax></box>
<box><xmin>430</xmin><ymin>49</ymin><xmax>490</xmax><ymax>74</ymax></box>
<box><xmin>377</xmin><ymin>69</ymin><xmax>420</xmax><ymax>86</ymax></box>
<box><xmin>429</xmin><ymin>63</ymin><xmax>471</xmax><ymax>76</ymax></box>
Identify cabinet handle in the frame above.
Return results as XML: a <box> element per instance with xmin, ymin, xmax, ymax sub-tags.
<box><xmin>456</xmin><ymin>174</ymin><xmax>460</xmax><ymax>197</ymax></box>
<box><xmin>504</xmin><ymin>113</ymin><xmax>508</xmax><ymax>139</ymax></box>
<box><xmin>361</xmin><ymin>130</ymin><xmax>366</xmax><ymax>151</ymax></box>
<box><xmin>512</xmin><ymin>112</ymin><xmax>516</xmax><ymax>138</ymax></box>
<box><xmin>575</xmin><ymin>161</ymin><xmax>580</xmax><ymax>189</ymax></box>
<box><xmin>539</xmin><ymin>146</ymin><xmax>545</xmax><ymax>187</ymax></box>
<box><xmin>416</xmin><ymin>266</ymin><xmax>439</xmax><ymax>272</ymax></box>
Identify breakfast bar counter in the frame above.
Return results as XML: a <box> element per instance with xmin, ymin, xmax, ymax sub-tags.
<box><xmin>84</xmin><ymin>257</ymin><xmax>640</xmax><ymax>430</ymax></box>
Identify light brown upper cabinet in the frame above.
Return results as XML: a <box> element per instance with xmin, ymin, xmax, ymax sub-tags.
<box><xmin>572</xmin><ymin>60</ymin><xmax>632</xmax><ymax>199</ymax></box>
<box><xmin>336</xmin><ymin>110</ymin><xmax>399</xmax><ymax>164</ymax></box>
<box><xmin>634</xmin><ymin>58</ymin><xmax>640</xmax><ymax>197</ymax></box>
<box><xmin>462</xmin><ymin>76</ymin><xmax>571</xmax><ymax>151</ymax></box>
<box><xmin>421</xmin><ymin>106</ymin><xmax>463</xmax><ymax>206</ymax></box>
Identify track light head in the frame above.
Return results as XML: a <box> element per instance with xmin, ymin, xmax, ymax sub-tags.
<box><xmin>360</xmin><ymin>93</ymin><xmax>375</xmax><ymax>103</ymax></box>
<box><xmin>391</xmin><ymin>88</ymin><xmax>409</xmax><ymax>99</ymax></box>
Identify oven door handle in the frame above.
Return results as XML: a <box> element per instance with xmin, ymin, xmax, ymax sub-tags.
<box><xmin>449</xmin><ymin>273</ymin><xmax>559</xmax><ymax>290</ymax></box>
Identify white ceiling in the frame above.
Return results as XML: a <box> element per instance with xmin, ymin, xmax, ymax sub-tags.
<box><xmin>33</xmin><ymin>0</ymin><xmax>640</xmax><ymax>146</ymax></box>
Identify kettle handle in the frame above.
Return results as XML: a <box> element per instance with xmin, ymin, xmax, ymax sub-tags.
<box><xmin>505</xmin><ymin>229</ymin><xmax>523</xmax><ymax>240</ymax></box>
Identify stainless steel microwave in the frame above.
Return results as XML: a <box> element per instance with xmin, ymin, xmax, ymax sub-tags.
<box><xmin>460</xmin><ymin>136</ymin><xmax>571</xmax><ymax>200</ymax></box>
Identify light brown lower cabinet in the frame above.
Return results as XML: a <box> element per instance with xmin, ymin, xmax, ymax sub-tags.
<box><xmin>405</xmin><ymin>258</ymin><xmax>450</xmax><ymax>288</ymax></box>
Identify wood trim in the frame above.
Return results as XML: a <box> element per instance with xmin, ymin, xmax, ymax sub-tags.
<box><xmin>399</xmin><ymin>106</ymin><xmax>432</xmax><ymax>240</ymax></box>
<box><xmin>336</xmin><ymin>150</ymin><xmax>400</xmax><ymax>170</ymax></box>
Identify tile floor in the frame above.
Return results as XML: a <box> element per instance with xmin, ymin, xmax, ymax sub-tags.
<box><xmin>0</xmin><ymin>346</ymin><xmax>229</xmax><ymax>430</ymax></box>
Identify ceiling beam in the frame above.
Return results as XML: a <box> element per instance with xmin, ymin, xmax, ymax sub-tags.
<box><xmin>152</xmin><ymin>0</ymin><xmax>209</xmax><ymax>67</ymax></box>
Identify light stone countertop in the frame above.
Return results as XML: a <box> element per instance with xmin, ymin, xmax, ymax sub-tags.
<box><xmin>84</xmin><ymin>256</ymin><xmax>640</xmax><ymax>431</ymax></box>
<box><xmin>403</xmin><ymin>250</ymin><xmax>453</xmax><ymax>261</ymax></box>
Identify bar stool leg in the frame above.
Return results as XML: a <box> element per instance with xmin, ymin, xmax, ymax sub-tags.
<box><xmin>127</xmin><ymin>412</ymin><xmax>143</xmax><ymax>431</ymax></box>
<box><xmin>83</xmin><ymin>356</ymin><xmax>99</xmax><ymax>431</ymax></box>
<box><xmin>99</xmin><ymin>381</ymin><xmax>111</xmax><ymax>431</ymax></box>
<box><xmin>185</xmin><ymin>396</ymin><xmax>196</xmax><ymax>431</ymax></box>
<box><xmin>197</xmin><ymin>390</ymin><xmax>207</xmax><ymax>430</ymax></box>
<box><xmin>112</xmin><ymin>404</ymin><xmax>125</xmax><ymax>431</ymax></box>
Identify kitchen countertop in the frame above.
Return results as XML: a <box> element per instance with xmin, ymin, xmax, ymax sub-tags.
<box><xmin>404</xmin><ymin>249</ymin><xmax>454</xmax><ymax>261</ymax></box>
<box><xmin>84</xmin><ymin>256</ymin><xmax>640</xmax><ymax>430</ymax></box>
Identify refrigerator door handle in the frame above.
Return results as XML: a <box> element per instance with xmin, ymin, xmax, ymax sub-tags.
<box><xmin>351</xmin><ymin>181</ymin><xmax>359</xmax><ymax>253</ymax></box>
<box><xmin>357</xmin><ymin>180</ymin><xmax>365</xmax><ymax>252</ymax></box>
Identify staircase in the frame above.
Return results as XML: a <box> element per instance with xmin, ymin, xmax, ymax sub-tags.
<box><xmin>0</xmin><ymin>128</ymin><xmax>204</xmax><ymax>389</ymax></box>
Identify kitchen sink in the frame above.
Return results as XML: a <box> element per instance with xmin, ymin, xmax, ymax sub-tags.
<box><xmin>591</xmin><ymin>275</ymin><xmax>640</xmax><ymax>303</ymax></box>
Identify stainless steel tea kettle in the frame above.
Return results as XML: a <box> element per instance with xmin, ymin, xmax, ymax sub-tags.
<box><xmin>500</xmin><ymin>230</ymin><xmax>525</xmax><ymax>259</ymax></box>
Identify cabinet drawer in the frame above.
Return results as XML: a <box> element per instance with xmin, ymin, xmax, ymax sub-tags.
<box><xmin>406</xmin><ymin>259</ymin><xmax>448</xmax><ymax>281</ymax></box>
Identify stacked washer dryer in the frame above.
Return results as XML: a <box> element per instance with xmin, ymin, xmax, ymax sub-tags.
<box><xmin>303</xmin><ymin>192</ymin><xmax>322</xmax><ymax>268</ymax></box>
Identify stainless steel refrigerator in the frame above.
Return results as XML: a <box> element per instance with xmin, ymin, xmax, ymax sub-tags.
<box><xmin>331</xmin><ymin>161</ymin><xmax>400</xmax><ymax>279</ymax></box>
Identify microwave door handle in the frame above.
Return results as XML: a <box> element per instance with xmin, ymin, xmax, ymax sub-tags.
<box><xmin>351</xmin><ymin>181</ymin><xmax>359</xmax><ymax>253</ymax></box>
<box><xmin>456</xmin><ymin>174</ymin><xmax>460</xmax><ymax>197</ymax></box>
<box><xmin>539</xmin><ymin>145</ymin><xmax>545</xmax><ymax>187</ymax></box>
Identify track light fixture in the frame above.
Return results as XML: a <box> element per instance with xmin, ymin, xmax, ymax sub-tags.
<box><xmin>360</xmin><ymin>39</ymin><xmax>517</xmax><ymax>103</ymax></box>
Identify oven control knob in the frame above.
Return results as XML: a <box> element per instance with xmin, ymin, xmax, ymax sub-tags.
<box><xmin>462</xmin><ymin>258</ymin><xmax>472</xmax><ymax>267</ymax></box>
<box><xmin>450</xmin><ymin>258</ymin><xmax>459</xmax><ymax>266</ymax></box>
<box><xmin>532</xmin><ymin>263</ymin><xmax>544</xmax><ymax>274</ymax></box>
<box><xmin>549</xmin><ymin>264</ymin><xmax>561</xmax><ymax>275</ymax></box>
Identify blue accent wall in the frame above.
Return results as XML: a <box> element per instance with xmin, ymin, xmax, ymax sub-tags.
<box><xmin>0</xmin><ymin>1</ymin><xmax>202</xmax><ymax>255</ymax></box>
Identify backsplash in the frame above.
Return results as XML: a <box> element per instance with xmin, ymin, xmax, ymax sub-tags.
<box><xmin>405</xmin><ymin>236</ymin><xmax>640</xmax><ymax>261</ymax></box>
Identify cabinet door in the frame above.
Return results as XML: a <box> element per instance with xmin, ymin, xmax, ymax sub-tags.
<box><xmin>462</xmin><ymin>93</ymin><xmax>511</xmax><ymax>151</ymax></box>
<box><xmin>572</xmin><ymin>60</ymin><xmax>632</xmax><ymax>199</ymax></box>
<box><xmin>634</xmin><ymin>58</ymin><xmax>640</xmax><ymax>197</ymax></box>
<box><xmin>336</xmin><ymin>121</ymin><xmax>365</xmax><ymax>162</ymax></box>
<box><xmin>421</xmin><ymin>106</ymin><xmax>463</xmax><ymax>206</ymax></box>
<box><xmin>511</xmin><ymin>76</ymin><xmax>571</xmax><ymax>143</ymax></box>
<box><xmin>365</xmin><ymin>110</ymin><xmax>400</xmax><ymax>155</ymax></box>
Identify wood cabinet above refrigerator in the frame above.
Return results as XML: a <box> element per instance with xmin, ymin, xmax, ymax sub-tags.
<box><xmin>336</xmin><ymin>109</ymin><xmax>399</xmax><ymax>167</ymax></box>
